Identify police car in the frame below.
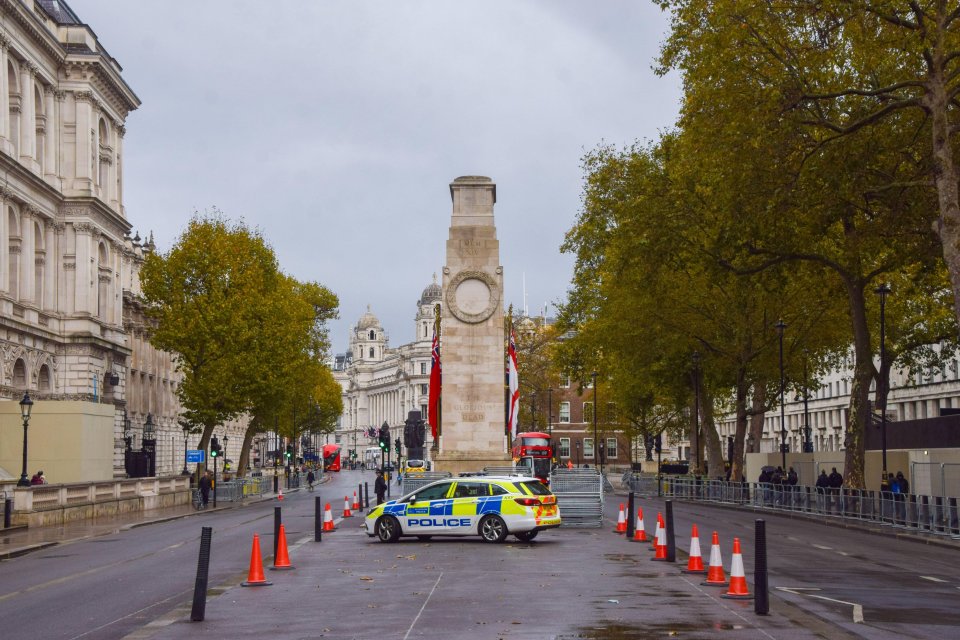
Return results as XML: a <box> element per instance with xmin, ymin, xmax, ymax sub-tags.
<box><xmin>364</xmin><ymin>476</ymin><xmax>561</xmax><ymax>543</ymax></box>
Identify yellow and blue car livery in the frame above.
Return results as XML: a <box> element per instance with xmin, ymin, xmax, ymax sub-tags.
<box><xmin>364</xmin><ymin>476</ymin><xmax>561</xmax><ymax>543</ymax></box>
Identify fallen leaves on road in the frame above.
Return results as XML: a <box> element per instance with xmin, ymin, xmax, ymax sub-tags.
<box><xmin>359</xmin><ymin>576</ymin><xmax>374</xmax><ymax>581</ymax></box>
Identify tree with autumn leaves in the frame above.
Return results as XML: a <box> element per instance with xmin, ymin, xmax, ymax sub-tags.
<box><xmin>139</xmin><ymin>215</ymin><xmax>342</xmax><ymax>477</ymax></box>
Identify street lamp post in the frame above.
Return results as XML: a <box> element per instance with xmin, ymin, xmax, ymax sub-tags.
<box><xmin>875</xmin><ymin>282</ymin><xmax>891</xmax><ymax>482</ymax></box>
<box><xmin>143</xmin><ymin>413</ymin><xmax>156</xmax><ymax>477</ymax></box>
<box><xmin>16</xmin><ymin>392</ymin><xmax>34</xmax><ymax>487</ymax></box>
<box><xmin>776</xmin><ymin>320</ymin><xmax>787</xmax><ymax>471</ymax></box>
<box><xmin>576</xmin><ymin>440</ymin><xmax>581</xmax><ymax>467</ymax></box>
<box><xmin>547</xmin><ymin>388</ymin><xmax>553</xmax><ymax>436</ymax></box>
<box><xmin>591</xmin><ymin>371</ymin><xmax>601</xmax><ymax>474</ymax></box>
<box><xmin>802</xmin><ymin>355</ymin><xmax>812</xmax><ymax>453</ymax></box>
<box><xmin>692</xmin><ymin>352</ymin><xmax>701</xmax><ymax>475</ymax></box>
<box><xmin>181</xmin><ymin>422</ymin><xmax>190</xmax><ymax>475</ymax></box>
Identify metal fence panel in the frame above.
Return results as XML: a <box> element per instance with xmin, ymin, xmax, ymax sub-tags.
<box><xmin>550</xmin><ymin>468</ymin><xmax>603</xmax><ymax>528</ymax></box>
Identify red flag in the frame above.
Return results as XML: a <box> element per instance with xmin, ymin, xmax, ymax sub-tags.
<box><xmin>507</xmin><ymin>329</ymin><xmax>520</xmax><ymax>440</ymax></box>
<box><xmin>428</xmin><ymin>330</ymin><xmax>441</xmax><ymax>438</ymax></box>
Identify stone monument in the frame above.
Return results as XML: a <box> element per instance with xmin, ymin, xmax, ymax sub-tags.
<box><xmin>433</xmin><ymin>176</ymin><xmax>511</xmax><ymax>474</ymax></box>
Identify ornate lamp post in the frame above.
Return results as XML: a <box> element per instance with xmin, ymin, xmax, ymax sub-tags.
<box><xmin>776</xmin><ymin>320</ymin><xmax>787</xmax><ymax>471</ymax></box>
<box><xmin>143</xmin><ymin>413</ymin><xmax>156</xmax><ymax>477</ymax></box>
<box><xmin>591</xmin><ymin>371</ymin><xmax>601</xmax><ymax>474</ymax></box>
<box><xmin>875</xmin><ymin>282</ymin><xmax>891</xmax><ymax>483</ymax></box>
<box><xmin>576</xmin><ymin>440</ymin><xmax>581</xmax><ymax>467</ymax></box>
<box><xmin>692</xmin><ymin>352</ymin><xmax>701</xmax><ymax>475</ymax></box>
<box><xmin>16</xmin><ymin>392</ymin><xmax>34</xmax><ymax>486</ymax></box>
<box><xmin>181</xmin><ymin>422</ymin><xmax>191</xmax><ymax>475</ymax></box>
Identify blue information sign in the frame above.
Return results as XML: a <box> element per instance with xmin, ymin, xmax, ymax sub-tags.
<box><xmin>186</xmin><ymin>449</ymin><xmax>205</xmax><ymax>463</ymax></box>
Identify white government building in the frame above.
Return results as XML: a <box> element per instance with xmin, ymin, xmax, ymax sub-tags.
<box><xmin>332</xmin><ymin>278</ymin><xmax>441</xmax><ymax>460</ymax></box>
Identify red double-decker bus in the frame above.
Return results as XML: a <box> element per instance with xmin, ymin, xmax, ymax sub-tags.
<box><xmin>511</xmin><ymin>431</ymin><xmax>554</xmax><ymax>484</ymax></box>
<box><xmin>322</xmin><ymin>444</ymin><xmax>341</xmax><ymax>472</ymax></box>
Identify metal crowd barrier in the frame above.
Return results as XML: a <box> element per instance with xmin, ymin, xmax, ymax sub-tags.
<box><xmin>402</xmin><ymin>471</ymin><xmax>452</xmax><ymax>496</ymax></box>
<box><xmin>646</xmin><ymin>475</ymin><xmax>960</xmax><ymax>539</ymax></box>
<box><xmin>550</xmin><ymin>468</ymin><xmax>603</xmax><ymax>528</ymax></box>
<box><xmin>215</xmin><ymin>476</ymin><xmax>273</xmax><ymax>502</ymax></box>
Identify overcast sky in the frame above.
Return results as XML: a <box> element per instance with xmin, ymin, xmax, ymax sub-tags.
<box><xmin>70</xmin><ymin>0</ymin><xmax>681</xmax><ymax>353</ymax></box>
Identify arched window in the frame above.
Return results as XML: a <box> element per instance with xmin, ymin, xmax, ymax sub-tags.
<box><xmin>369</xmin><ymin>347</ymin><xmax>374</xmax><ymax>358</ymax></box>
<box><xmin>369</xmin><ymin>330</ymin><xmax>375</xmax><ymax>340</ymax></box>
<box><xmin>38</xmin><ymin>364</ymin><xmax>51</xmax><ymax>391</ymax></box>
<box><xmin>13</xmin><ymin>358</ymin><xmax>27</xmax><ymax>388</ymax></box>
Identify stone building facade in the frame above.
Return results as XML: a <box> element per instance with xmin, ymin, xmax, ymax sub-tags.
<box><xmin>332</xmin><ymin>279</ymin><xmax>440</xmax><ymax>461</ymax></box>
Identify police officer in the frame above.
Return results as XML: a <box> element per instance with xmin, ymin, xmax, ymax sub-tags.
<box><xmin>375</xmin><ymin>469</ymin><xmax>387</xmax><ymax>505</ymax></box>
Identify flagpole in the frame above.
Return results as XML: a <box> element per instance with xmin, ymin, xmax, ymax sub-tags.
<box><xmin>434</xmin><ymin>303</ymin><xmax>442</xmax><ymax>452</ymax></box>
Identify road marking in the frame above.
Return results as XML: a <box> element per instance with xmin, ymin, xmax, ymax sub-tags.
<box><xmin>404</xmin><ymin>572</ymin><xmax>443</xmax><ymax>640</ymax></box>
<box><xmin>812</xmin><ymin>544</ymin><xmax>832</xmax><ymax>550</ymax></box>
<box><xmin>920</xmin><ymin>576</ymin><xmax>947</xmax><ymax>583</ymax></box>
<box><xmin>777</xmin><ymin>587</ymin><xmax>864</xmax><ymax>623</ymax></box>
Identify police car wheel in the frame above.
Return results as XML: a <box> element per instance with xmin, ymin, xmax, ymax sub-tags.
<box><xmin>515</xmin><ymin>530</ymin><xmax>538</xmax><ymax>542</ymax></box>
<box><xmin>376</xmin><ymin>516</ymin><xmax>401</xmax><ymax>542</ymax></box>
<box><xmin>479</xmin><ymin>515</ymin><xmax>508</xmax><ymax>543</ymax></box>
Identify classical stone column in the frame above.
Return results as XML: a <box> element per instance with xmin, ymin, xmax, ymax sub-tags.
<box><xmin>43</xmin><ymin>87</ymin><xmax>55</xmax><ymax>180</ymax></box>
<box><xmin>73</xmin><ymin>92</ymin><xmax>94</xmax><ymax>191</ymax></box>
<box><xmin>434</xmin><ymin>176</ymin><xmax>510</xmax><ymax>474</ymax></box>
<box><xmin>0</xmin><ymin>36</ymin><xmax>10</xmax><ymax>150</ymax></box>
<box><xmin>0</xmin><ymin>189</ymin><xmax>8</xmax><ymax>294</ymax></box>
<box><xmin>19</xmin><ymin>62</ymin><xmax>35</xmax><ymax>166</ymax></box>
<box><xmin>19</xmin><ymin>206</ymin><xmax>35</xmax><ymax>304</ymax></box>
<box><xmin>73</xmin><ymin>222</ymin><xmax>93</xmax><ymax>314</ymax></box>
<box><xmin>116</xmin><ymin>124</ymin><xmax>125</xmax><ymax>214</ymax></box>
<box><xmin>43</xmin><ymin>222</ymin><xmax>57</xmax><ymax>310</ymax></box>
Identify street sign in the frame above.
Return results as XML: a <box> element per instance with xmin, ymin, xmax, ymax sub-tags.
<box><xmin>186</xmin><ymin>449</ymin><xmax>205</xmax><ymax>463</ymax></box>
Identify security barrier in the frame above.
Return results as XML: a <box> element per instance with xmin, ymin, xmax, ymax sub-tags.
<box><xmin>550</xmin><ymin>468</ymin><xmax>603</xmax><ymax>528</ymax></box>
<box><xmin>401</xmin><ymin>471</ymin><xmax>452</xmax><ymax>496</ymax></box>
<box><xmin>632</xmin><ymin>474</ymin><xmax>960</xmax><ymax>539</ymax></box>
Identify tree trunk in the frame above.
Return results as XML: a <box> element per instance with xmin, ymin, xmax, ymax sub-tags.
<box><xmin>748</xmin><ymin>382</ymin><xmax>766</xmax><ymax>456</ymax></box>
<box><xmin>730</xmin><ymin>367</ymin><xmax>750</xmax><ymax>483</ymax></box>
<box><xmin>842</xmin><ymin>277</ymin><xmax>875</xmax><ymax>489</ymax></box>
<box><xmin>700</xmin><ymin>390</ymin><xmax>724</xmax><ymax>478</ymax></box>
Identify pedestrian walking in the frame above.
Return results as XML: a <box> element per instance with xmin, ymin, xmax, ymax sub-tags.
<box><xmin>198</xmin><ymin>470</ymin><xmax>212</xmax><ymax>508</ymax></box>
<box><xmin>815</xmin><ymin>470</ymin><xmax>829</xmax><ymax>512</ymax></box>
<box><xmin>306</xmin><ymin>469</ymin><xmax>315</xmax><ymax>491</ymax></box>
<box><xmin>895</xmin><ymin>471</ymin><xmax>909</xmax><ymax>523</ymax></box>
<box><xmin>375</xmin><ymin>470</ymin><xmax>387</xmax><ymax>505</ymax></box>
<box><xmin>828</xmin><ymin>467</ymin><xmax>843</xmax><ymax>513</ymax></box>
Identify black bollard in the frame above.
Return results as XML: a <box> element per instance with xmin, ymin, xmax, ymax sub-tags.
<box><xmin>626</xmin><ymin>491</ymin><xmax>635</xmax><ymax>538</ymax></box>
<box><xmin>3</xmin><ymin>497</ymin><xmax>11</xmax><ymax>529</ymax></box>
<box><xmin>273</xmin><ymin>506</ymin><xmax>281</xmax><ymax>558</ymax></box>
<box><xmin>665</xmin><ymin>500</ymin><xmax>676</xmax><ymax>562</ymax></box>
<box><xmin>358</xmin><ymin>483</ymin><xmax>364</xmax><ymax>513</ymax></box>
<box><xmin>190</xmin><ymin>526</ymin><xmax>213</xmax><ymax>621</ymax></box>
<box><xmin>754</xmin><ymin>519</ymin><xmax>769</xmax><ymax>615</ymax></box>
<box><xmin>315</xmin><ymin>496</ymin><xmax>323</xmax><ymax>542</ymax></box>
<box><xmin>364</xmin><ymin>482</ymin><xmax>370</xmax><ymax>509</ymax></box>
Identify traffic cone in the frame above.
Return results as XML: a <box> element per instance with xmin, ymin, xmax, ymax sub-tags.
<box><xmin>322</xmin><ymin>503</ymin><xmax>336</xmax><ymax>531</ymax></box>
<box><xmin>701</xmin><ymin>531</ymin><xmax>728</xmax><ymax>586</ymax></box>
<box><xmin>241</xmin><ymin>534</ymin><xmax>273</xmax><ymax>587</ymax></box>
<box><xmin>277</xmin><ymin>488</ymin><xmax>284</xmax><ymax>501</ymax></box>
<box><xmin>721</xmin><ymin>538</ymin><xmax>752</xmax><ymax>599</ymax></box>
<box><xmin>650</xmin><ymin>513</ymin><xmax>663</xmax><ymax>550</ymax></box>
<box><xmin>343</xmin><ymin>496</ymin><xmax>353</xmax><ymax>518</ymax></box>
<box><xmin>681</xmin><ymin>524</ymin><xmax>706</xmax><ymax>574</ymax></box>
<box><xmin>352</xmin><ymin>491</ymin><xmax>360</xmax><ymax>511</ymax></box>
<box><xmin>631</xmin><ymin>508</ymin><xmax>647</xmax><ymax>542</ymax></box>
<box><xmin>651</xmin><ymin>519</ymin><xmax>668</xmax><ymax>560</ymax></box>
<box><xmin>614</xmin><ymin>503</ymin><xmax>627</xmax><ymax>533</ymax></box>
<box><xmin>270</xmin><ymin>524</ymin><xmax>295</xmax><ymax>571</ymax></box>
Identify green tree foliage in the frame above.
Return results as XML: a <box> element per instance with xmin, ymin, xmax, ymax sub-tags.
<box><xmin>139</xmin><ymin>214</ymin><xmax>340</xmax><ymax>474</ymax></box>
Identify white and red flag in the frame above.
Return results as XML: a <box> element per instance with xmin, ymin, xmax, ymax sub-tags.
<box><xmin>428</xmin><ymin>330</ymin><xmax>441</xmax><ymax>439</ymax></box>
<box><xmin>507</xmin><ymin>329</ymin><xmax>520</xmax><ymax>440</ymax></box>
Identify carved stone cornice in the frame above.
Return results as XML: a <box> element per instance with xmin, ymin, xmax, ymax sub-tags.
<box><xmin>63</xmin><ymin>261</ymin><xmax>76</xmax><ymax>270</ymax></box>
<box><xmin>51</xmin><ymin>221</ymin><xmax>66</xmax><ymax>233</ymax></box>
<box><xmin>0</xmin><ymin>33</ymin><xmax>9</xmax><ymax>51</ymax></box>
<box><xmin>73</xmin><ymin>222</ymin><xmax>95</xmax><ymax>234</ymax></box>
<box><xmin>74</xmin><ymin>91</ymin><xmax>94</xmax><ymax>103</ymax></box>
<box><xmin>9</xmin><ymin>245</ymin><xmax>21</xmax><ymax>255</ymax></box>
<box><xmin>20</xmin><ymin>60</ymin><xmax>37</xmax><ymax>76</ymax></box>
<box><xmin>116</xmin><ymin>124</ymin><xmax>126</xmax><ymax>138</ymax></box>
<box><xmin>54</xmin><ymin>90</ymin><xmax>66</xmax><ymax>102</ymax></box>
<box><xmin>35</xmin><ymin>256</ymin><xmax>45</xmax><ymax>267</ymax></box>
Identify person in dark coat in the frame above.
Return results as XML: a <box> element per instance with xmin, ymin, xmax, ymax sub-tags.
<box><xmin>815</xmin><ymin>470</ymin><xmax>829</xmax><ymax>511</ymax></box>
<box><xmin>895</xmin><ymin>471</ymin><xmax>909</xmax><ymax>523</ymax></box>
<box><xmin>198</xmin><ymin>471</ymin><xmax>212</xmax><ymax>508</ymax></box>
<box><xmin>828</xmin><ymin>467</ymin><xmax>843</xmax><ymax>513</ymax></box>
<box><xmin>375</xmin><ymin>470</ymin><xmax>387</xmax><ymax>505</ymax></box>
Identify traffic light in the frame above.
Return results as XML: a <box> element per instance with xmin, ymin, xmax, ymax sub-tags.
<box><xmin>378</xmin><ymin>422</ymin><xmax>390</xmax><ymax>451</ymax></box>
<box><xmin>395</xmin><ymin>438</ymin><xmax>401</xmax><ymax>455</ymax></box>
<box><xmin>285</xmin><ymin>444</ymin><xmax>293</xmax><ymax>460</ymax></box>
<box><xmin>210</xmin><ymin>436</ymin><xmax>220</xmax><ymax>458</ymax></box>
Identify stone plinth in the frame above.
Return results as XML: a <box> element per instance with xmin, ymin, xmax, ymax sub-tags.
<box><xmin>433</xmin><ymin>176</ymin><xmax>511</xmax><ymax>475</ymax></box>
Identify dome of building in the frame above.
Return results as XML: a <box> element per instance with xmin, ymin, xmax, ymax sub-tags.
<box><xmin>357</xmin><ymin>305</ymin><xmax>381</xmax><ymax>330</ymax></box>
<box><xmin>420</xmin><ymin>274</ymin><xmax>442</xmax><ymax>305</ymax></box>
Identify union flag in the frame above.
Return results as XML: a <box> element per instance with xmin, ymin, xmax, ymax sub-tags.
<box><xmin>428</xmin><ymin>331</ymin><xmax>441</xmax><ymax>438</ymax></box>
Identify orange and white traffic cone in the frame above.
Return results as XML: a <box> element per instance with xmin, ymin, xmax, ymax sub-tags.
<box><xmin>701</xmin><ymin>531</ymin><xmax>728</xmax><ymax>586</ymax></box>
<box><xmin>721</xmin><ymin>538</ymin><xmax>752</xmax><ymax>599</ymax></box>
<box><xmin>352</xmin><ymin>491</ymin><xmax>361</xmax><ymax>511</ymax></box>
<box><xmin>241</xmin><ymin>533</ymin><xmax>273</xmax><ymax>587</ymax></box>
<box><xmin>650</xmin><ymin>513</ymin><xmax>663</xmax><ymax>550</ymax></box>
<box><xmin>270</xmin><ymin>524</ymin><xmax>295</xmax><ymax>571</ymax></box>
<box><xmin>614</xmin><ymin>503</ymin><xmax>627</xmax><ymax>534</ymax></box>
<box><xmin>631</xmin><ymin>508</ymin><xmax>647</xmax><ymax>542</ymax></box>
<box><xmin>681</xmin><ymin>524</ymin><xmax>706</xmax><ymax>574</ymax></box>
<box><xmin>322</xmin><ymin>503</ymin><xmax>336</xmax><ymax>531</ymax></box>
<box><xmin>277</xmin><ymin>488</ymin><xmax>284</xmax><ymax>501</ymax></box>
<box><xmin>651</xmin><ymin>518</ymin><xmax>668</xmax><ymax>560</ymax></box>
<box><xmin>343</xmin><ymin>496</ymin><xmax>353</xmax><ymax>518</ymax></box>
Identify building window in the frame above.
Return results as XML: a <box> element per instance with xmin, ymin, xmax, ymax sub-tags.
<box><xmin>584</xmin><ymin>437</ymin><xmax>594</xmax><ymax>458</ymax></box>
<box><xmin>369</xmin><ymin>348</ymin><xmax>374</xmax><ymax>358</ymax></box>
<box><xmin>369</xmin><ymin>330</ymin><xmax>375</xmax><ymax>340</ymax></box>
<box><xmin>606</xmin><ymin>437</ymin><xmax>617</xmax><ymax>459</ymax></box>
<box><xmin>421</xmin><ymin>384</ymin><xmax>428</xmax><ymax>395</ymax></box>
<box><xmin>420</xmin><ymin>362</ymin><xmax>427</xmax><ymax>375</ymax></box>
<box><xmin>559</xmin><ymin>402</ymin><xmax>570</xmax><ymax>423</ymax></box>
<box><xmin>421</xmin><ymin>404</ymin><xmax>428</xmax><ymax>420</ymax></box>
<box><xmin>560</xmin><ymin>375</ymin><xmax>570</xmax><ymax>389</ymax></box>
<box><xmin>583</xmin><ymin>401</ymin><xmax>594</xmax><ymax>423</ymax></box>
<box><xmin>559</xmin><ymin>437</ymin><xmax>570</xmax><ymax>458</ymax></box>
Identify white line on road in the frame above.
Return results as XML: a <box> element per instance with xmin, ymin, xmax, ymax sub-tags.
<box><xmin>776</xmin><ymin>587</ymin><xmax>864</xmax><ymax>623</ymax></box>
<box><xmin>812</xmin><ymin>544</ymin><xmax>832</xmax><ymax>550</ymax></box>
<box><xmin>404</xmin><ymin>571</ymin><xmax>443</xmax><ymax>640</ymax></box>
<box><xmin>920</xmin><ymin>576</ymin><xmax>947</xmax><ymax>583</ymax></box>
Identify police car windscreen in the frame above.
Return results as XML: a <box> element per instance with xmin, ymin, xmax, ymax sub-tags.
<box><xmin>519</xmin><ymin>480</ymin><xmax>551</xmax><ymax>495</ymax></box>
